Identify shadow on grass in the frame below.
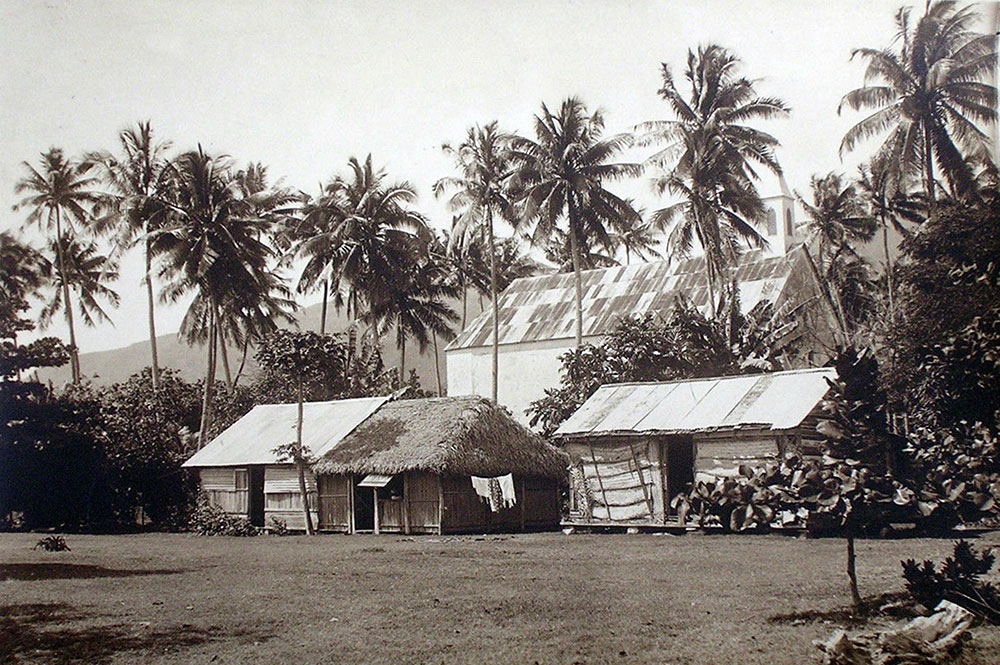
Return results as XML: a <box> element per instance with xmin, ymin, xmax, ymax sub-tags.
<box><xmin>0</xmin><ymin>563</ymin><xmax>187</xmax><ymax>581</ymax></box>
<box><xmin>0</xmin><ymin>603</ymin><xmax>272</xmax><ymax>665</ymax></box>
<box><xmin>768</xmin><ymin>591</ymin><xmax>913</xmax><ymax>627</ymax></box>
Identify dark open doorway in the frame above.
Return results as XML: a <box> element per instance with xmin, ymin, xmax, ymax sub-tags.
<box><xmin>248</xmin><ymin>466</ymin><xmax>265</xmax><ymax>527</ymax></box>
<box><xmin>664</xmin><ymin>437</ymin><xmax>694</xmax><ymax>515</ymax></box>
<box><xmin>352</xmin><ymin>478</ymin><xmax>375</xmax><ymax>532</ymax></box>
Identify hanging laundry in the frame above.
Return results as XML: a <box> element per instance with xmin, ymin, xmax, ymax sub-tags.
<box><xmin>470</xmin><ymin>474</ymin><xmax>517</xmax><ymax>512</ymax></box>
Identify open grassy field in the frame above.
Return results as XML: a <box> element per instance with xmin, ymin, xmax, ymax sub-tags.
<box><xmin>2</xmin><ymin>531</ymin><xmax>1000</xmax><ymax>665</ymax></box>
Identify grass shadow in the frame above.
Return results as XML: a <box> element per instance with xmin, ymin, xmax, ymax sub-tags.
<box><xmin>0</xmin><ymin>602</ymin><xmax>272</xmax><ymax>665</ymax></box>
<box><xmin>0</xmin><ymin>563</ymin><xmax>187</xmax><ymax>581</ymax></box>
<box><xmin>768</xmin><ymin>591</ymin><xmax>913</xmax><ymax>627</ymax></box>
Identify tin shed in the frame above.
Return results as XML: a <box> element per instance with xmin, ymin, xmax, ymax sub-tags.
<box><xmin>312</xmin><ymin>396</ymin><xmax>568</xmax><ymax>534</ymax></box>
<box><xmin>182</xmin><ymin>396</ymin><xmax>390</xmax><ymax>529</ymax></box>
<box><xmin>554</xmin><ymin>368</ymin><xmax>836</xmax><ymax>524</ymax></box>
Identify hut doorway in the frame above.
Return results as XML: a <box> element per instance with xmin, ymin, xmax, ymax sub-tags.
<box><xmin>662</xmin><ymin>436</ymin><xmax>694</xmax><ymax>514</ymax></box>
<box><xmin>248</xmin><ymin>466</ymin><xmax>265</xmax><ymax>527</ymax></box>
<box><xmin>352</xmin><ymin>478</ymin><xmax>375</xmax><ymax>532</ymax></box>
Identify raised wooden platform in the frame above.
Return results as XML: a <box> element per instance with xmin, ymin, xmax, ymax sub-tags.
<box><xmin>560</xmin><ymin>518</ymin><xmax>692</xmax><ymax>534</ymax></box>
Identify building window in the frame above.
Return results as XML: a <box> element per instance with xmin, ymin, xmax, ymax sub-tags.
<box><xmin>235</xmin><ymin>469</ymin><xmax>248</xmax><ymax>491</ymax></box>
<box><xmin>766</xmin><ymin>208</ymin><xmax>777</xmax><ymax>235</ymax></box>
<box><xmin>785</xmin><ymin>208</ymin><xmax>794</xmax><ymax>236</ymax></box>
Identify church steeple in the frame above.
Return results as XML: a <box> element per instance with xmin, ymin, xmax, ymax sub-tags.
<box><xmin>760</xmin><ymin>174</ymin><xmax>798</xmax><ymax>257</ymax></box>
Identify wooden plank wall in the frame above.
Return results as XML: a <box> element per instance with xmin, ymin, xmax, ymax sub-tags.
<box><xmin>564</xmin><ymin>438</ymin><xmax>663</xmax><ymax>522</ymax></box>
<box><xmin>693</xmin><ymin>431</ymin><xmax>779</xmax><ymax>482</ymax></box>
<box><xmin>264</xmin><ymin>466</ymin><xmax>318</xmax><ymax>531</ymax></box>
<box><xmin>200</xmin><ymin>468</ymin><xmax>248</xmax><ymax>515</ymax></box>
<box><xmin>405</xmin><ymin>472</ymin><xmax>440</xmax><ymax>533</ymax></box>
<box><xmin>317</xmin><ymin>475</ymin><xmax>351</xmax><ymax>532</ymax></box>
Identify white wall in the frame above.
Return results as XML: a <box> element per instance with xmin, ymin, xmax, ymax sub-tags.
<box><xmin>446</xmin><ymin>336</ymin><xmax>600</xmax><ymax>425</ymax></box>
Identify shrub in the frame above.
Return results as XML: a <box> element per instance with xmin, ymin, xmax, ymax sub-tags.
<box><xmin>902</xmin><ymin>540</ymin><xmax>1000</xmax><ymax>623</ymax></box>
<box><xmin>188</xmin><ymin>496</ymin><xmax>259</xmax><ymax>537</ymax></box>
<box><xmin>268</xmin><ymin>516</ymin><xmax>289</xmax><ymax>536</ymax></box>
<box><xmin>33</xmin><ymin>535</ymin><xmax>70</xmax><ymax>551</ymax></box>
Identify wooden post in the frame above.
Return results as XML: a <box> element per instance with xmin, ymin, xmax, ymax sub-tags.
<box><xmin>588</xmin><ymin>442</ymin><xmax>612</xmax><ymax>522</ymax></box>
<box><xmin>659</xmin><ymin>440</ymin><xmax>670</xmax><ymax>524</ymax></box>
<box><xmin>349</xmin><ymin>475</ymin><xmax>356</xmax><ymax>534</ymax></box>
<box><xmin>519</xmin><ymin>477</ymin><xmax>526</xmax><ymax>532</ymax></box>
<box><xmin>373</xmin><ymin>487</ymin><xmax>380</xmax><ymax>535</ymax></box>
<box><xmin>629</xmin><ymin>442</ymin><xmax>655</xmax><ymax>519</ymax></box>
<box><xmin>437</xmin><ymin>476</ymin><xmax>445</xmax><ymax>535</ymax></box>
<box><xmin>403</xmin><ymin>473</ymin><xmax>410</xmax><ymax>535</ymax></box>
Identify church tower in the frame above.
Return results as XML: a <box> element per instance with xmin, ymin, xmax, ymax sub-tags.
<box><xmin>760</xmin><ymin>174</ymin><xmax>799</xmax><ymax>257</ymax></box>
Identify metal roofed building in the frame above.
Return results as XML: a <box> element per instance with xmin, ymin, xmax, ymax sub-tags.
<box><xmin>554</xmin><ymin>367</ymin><xmax>837</xmax><ymax>525</ymax></box>
<box><xmin>445</xmin><ymin>246</ymin><xmax>839</xmax><ymax>425</ymax></box>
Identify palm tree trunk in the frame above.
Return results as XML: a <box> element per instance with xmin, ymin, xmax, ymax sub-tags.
<box><xmin>218</xmin><ymin>331</ymin><xmax>233</xmax><ymax>389</ymax></box>
<box><xmin>296</xmin><ymin>381</ymin><xmax>315</xmax><ymax>535</ymax></box>
<box><xmin>320</xmin><ymin>278</ymin><xmax>329</xmax><ymax>335</ymax></box>
<box><xmin>54</xmin><ymin>208</ymin><xmax>80</xmax><ymax>383</ymax></box>
<box><xmin>924</xmin><ymin>130</ymin><xmax>936</xmax><ymax>205</ymax></box>
<box><xmin>882</xmin><ymin>215</ymin><xmax>894</xmax><ymax>317</ymax></box>
<box><xmin>567</xmin><ymin>195</ymin><xmax>585</xmax><ymax>348</ymax></box>
<box><xmin>801</xmin><ymin>245</ymin><xmax>850</xmax><ymax>347</ymax></box>
<box><xmin>398</xmin><ymin>331</ymin><xmax>406</xmax><ymax>387</ymax></box>
<box><xmin>197</xmin><ymin>306</ymin><xmax>217</xmax><ymax>448</ymax></box>
<box><xmin>461</xmin><ymin>283</ymin><xmax>468</xmax><ymax>331</ymax></box>
<box><xmin>144</xmin><ymin>232</ymin><xmax>160</xmax><ymax>391</ymax></box>
<box><xmin>233</xmin><ymin>339</ymin><xmax>250</xmax><ymax>387</ymax></box>
<box><xmin>432</xmin><ymin>330</ymin><xmax>442</xmax><ymax>396</ymax></box>
<box><xmin>486</xmin><ymin>207</ymin><xmax>500</xmax><ymax>402</ymax></box>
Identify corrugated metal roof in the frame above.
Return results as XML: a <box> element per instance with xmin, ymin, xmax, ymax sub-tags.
<box><xmin>555</xmin><ymin>368</ymin><xmax>837</xmax><ymax>437</ymax></box>
<box><xmin>447</xmin><ymin>250</ymin><xmax>798</xmax><ymax>351</ymax></box>
<box><xmin>182</xmin><ymin>396</ymin><xmax>390</xmax><ymax>467</ymax></box>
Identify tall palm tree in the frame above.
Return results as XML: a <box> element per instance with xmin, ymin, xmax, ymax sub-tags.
<box><xmin>797</xmin><ymin>173</ymin><xmax>877</xmax><ymax>335</ymax></box>
<box><xmin>637</xmin><ymin>45</ymin><xmax>789</xmax><ymax>317</ymax></box>
<box><xmin>511</xmin><ymin>97</ymin><xmax>642</xmax><ymax>347</ymax></box>
<box><xmin>435</xmin><ymin>122</ymin><xmax>518</xmax><ymax>402</ymax></box>
<box><xmin>39</xmin><ymin>234</ymin><xmax>121</xmax><ymax>333</ymax></box>
<box><xmin>839</xmin><ymin>1</ymin><xmax>997</xmax><ymax>203</ymax></box>
<box><xmin>311</xmin><ymin>155</ymin><xmax>429</xmax><ymax>354</ymax></box>
<box><xmin>617</xmin><ymin>208</ymin><xmax>661</xmax><ymax>264</ymax></box>
<box><xmin>155</xmin><ymin>147</ymin><xmax>287</xmax><ymax>446</ymax></box>
<box><xmin>13</xmin><ymin>148</ymin><xmax>102</xmax><ymax>383</ymax></box>
<box><xmin>363</xmin><ymin>245</ymin><xmax>459</xmax><ymax>388</ymax></box>
<box><xmin>291</xmin><ymin>188</ymin><xmax>342</xmax><ymax>335</ymax></box>
<box><xmin>84</xmin><ymin>121</ymin><xmax>173</xmax><ymax>389</ymax></box>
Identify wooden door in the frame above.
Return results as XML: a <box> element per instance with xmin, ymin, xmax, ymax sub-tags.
<box><xmin>318</xmin><ymin>475</ymin><xmax>352</xmax><ymax>531</ymax></box>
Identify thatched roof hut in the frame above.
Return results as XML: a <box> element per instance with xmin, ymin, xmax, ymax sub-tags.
<box><xmin>312</xmin><ymin>396</ymin><xmax>567</xmax><ymax>535</ymax></box>
<box><xmin>313</xmin><ymin>396</ymin><xmax>567</xmax><ymax>479</ymax></box>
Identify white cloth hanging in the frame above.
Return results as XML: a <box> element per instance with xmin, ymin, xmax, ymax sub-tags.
<box><xmin>470</xmin><ymin>474</ymin><xmax>517</xmax><ymax>512</ymax></box>
<box><xmin>497</xmin><ymin>474</ymin><xmax>516</xmax><ymax>508</ymax></box>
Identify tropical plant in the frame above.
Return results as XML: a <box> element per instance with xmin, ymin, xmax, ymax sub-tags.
<box><xmin>511</xmin><ymin>97</ymin><xmax>642</xmax><ymax>347</ymax></box>
<box><xmin>435</xmin><ymin>122</ymin><xmax>518</xmax><ymax>402</ymax></box>
<box><xmin>903</xmin><ymin>540</ymin><xmax>1000</xmax><ymax>623</ymax></box>
<box><xmin>638</xmin><ymin>45</ymin><xmax>789</xmax><ymax>316</ymax></box>
<box><xmin>38</xmin><ymin>235</ymin><xmax>121</xmax><ymax>345</ymax></box>
<box><xmin>154</xmin><ymin>147</ymin><xmax>290</xmax><ymax>447</ymax></box>
<box><xmin>839</xmin><ymin>0</ymin><xmax>997</xmax><ymax>203</ymax></box>
<box><xmin>84</xmin><ymin>122</ymin><xmax>174</xmax><ymax>389</ymax></box>
<box><xmin>13</xmin><ymin>148</ymin><xmax>102</xmax><ymax>383</ymax></box>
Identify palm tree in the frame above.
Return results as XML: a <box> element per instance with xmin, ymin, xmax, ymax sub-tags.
<box><xmin>543</xmin><ymin>227</ymin><xmax>620</xmax><ymax>272</ymax></box>
<box><xmin>435</xmin><ymin>122</ymin><xmax>518</xmax><ymax>402</ymax></box>
<box><xmin>797</xmin><ymin>173</ymin><xmax>877</xmax><ymax>335</ymax></box>
<box><xmin>637</xmin><ymin>45</ymin><xmax>789</xmax><ymax>317</ymax></box>
<box><xmin>39</xmin><ymin>235</ymin><xmax>120</xmax><ymax>354</ymax></box>
<box><xmin>839</xmin><ymin>1</ymin><xmax>997</xmax><ymax>203</ymax></box>
<box><xmin>291</xmin><ymin>188</ymin><xmax>343</xmax><ymax>335</ymax></box>
<box><xmin>617</xmin><ymin>208</ymin><xmax>661</xmax><ymax>264</ymax></box>
<box><xmin>13</xmin><ymin>148</ymin><xmax>102</xmax><ymax>383</ymax></box>
<box><xmin>363</xmin><ymin>244</ymin><xmax>459</xmax><ymax>389</ymax></box>
<box><xmin>511</xmin><ymin>97</ymin><xmax>642</xmax><ymax>347</ymax></box>
<box><xmin>156</xmin><ymin>147</ymin><xmax>287</xmax><ymax>446</ymax></box>
<box><xmin>312</xmin><ymin>155</ymin><xmax>430</xmax><ymax>355</ymax></box>
<box><xmin>84</xmin><ymin>122</ymin><xmax>173</xmax><ymax>389</ymax></box>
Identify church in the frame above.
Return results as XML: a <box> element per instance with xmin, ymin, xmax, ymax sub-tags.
<box><xmin>445</xmin><ymin>176</ymin><xmax>840</xmax><ymax>425</ymax></box>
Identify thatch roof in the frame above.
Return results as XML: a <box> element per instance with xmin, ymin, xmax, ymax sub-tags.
<box><xmin>312</xmin><ymin>396</ymin><xmax>568</xmax><ymax>479</ymax></box>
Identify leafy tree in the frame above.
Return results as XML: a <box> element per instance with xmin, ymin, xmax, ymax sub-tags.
<box><xmin>839</xmin><ymin>0</ymin><xmax>997</xmax><ymax>203</ymax></box>
<box><xmin>13</xmin><ymin>148</ymin><xmax>102</xmax><ymax>383</ymax></box>
<box><xmin>528</xmin><ymin>298</ymin><xmax>790</xmax><ymax>434</ymax></box>
<box><xmin>84</xmin><ymin>122</ymin><xmax>174</xmax><ymax>389</ymax></box>
<box><xmin>436</xmin><ymin>122</ymin><xmax>518</xmax><ymax>402</ymax></box>
<box><xmin>638</xmin><ymin>45</ymin><xmax>789</xmax><ymax>315</ymax></box>
<box><xmin>512</xmin><ymin>97</ymin><xmax>642</xmax><ymax>347</ymax></box>
<box><xmin>255</xmin><ymin>330</ymin><xmax>354</xmax><ymax>534</ymax></box>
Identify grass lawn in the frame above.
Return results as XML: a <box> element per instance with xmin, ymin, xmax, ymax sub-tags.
<box><xmin>2</xmin><ymin>531</ymin><xmax>1000</xmax><ymax>665</ymax></box>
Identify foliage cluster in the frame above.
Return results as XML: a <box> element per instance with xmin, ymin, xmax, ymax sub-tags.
<box><xmin>903</xmin><ymin>540</ymin><xmax>1000</xmax><ymax>624</ymax></box>
<box><xmin>188</xmin><ymin>495</ymin><xmax>260</xmax><ymax>537</ymax></box>
<box><xmin>33</xmin><ymin>535</ymin><xmax>71</xmax><ymax>552</ymax></box>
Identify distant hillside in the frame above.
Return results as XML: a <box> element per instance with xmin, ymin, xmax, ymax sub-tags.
<box><xmin>37</xmin><ymin>297</ymin><xmax>486</xmax><ymax>393</ymax></box>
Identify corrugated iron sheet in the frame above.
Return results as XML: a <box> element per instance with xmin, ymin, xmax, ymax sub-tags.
<box><xmin>555</xmin><ymin>368</ymin><xmax>837</xmax><ymax>437</ymax></box>
<box><xmin>447</xmin><ymin>249</ymin><xmax>797</xmax><ymax>351</ymax></box>
<box><xmin>182</xmin><ymin>396</ymin><xmax>390</xmax><ymax>467</ymax></box>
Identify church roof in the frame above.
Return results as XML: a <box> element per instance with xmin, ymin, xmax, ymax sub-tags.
<box><xmin>446</xmin><ymin>249</ymin><xmax>803</xmax><ymax>351</ymax></box>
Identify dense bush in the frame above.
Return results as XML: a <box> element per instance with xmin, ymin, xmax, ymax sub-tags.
<box><xmin>188</xmin><ymin>496</ymin><xmax>260</xmax><ymax>537</ymax></box>
<box><xmin>902</xmin><ymin>540</ymin><xmax>1000</xmax><ymax>624</ymax></box>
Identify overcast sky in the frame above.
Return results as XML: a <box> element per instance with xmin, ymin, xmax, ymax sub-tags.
<box><xmin>2</xmin><ymin>0</ymin><xmax>993</xmax><ymax>354</ymax></box>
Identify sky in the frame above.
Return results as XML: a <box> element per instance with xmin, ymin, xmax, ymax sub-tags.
<box><xmin>2</xmin><ymin>0</ymin><xmax>995</xmax><ymax>354</ymax></box>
